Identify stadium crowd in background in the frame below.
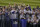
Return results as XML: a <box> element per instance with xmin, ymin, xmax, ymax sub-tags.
<box><xmin>0</xmin><ymin>3</ymin><xmax>40</xmax><ymax>27</ymax></box>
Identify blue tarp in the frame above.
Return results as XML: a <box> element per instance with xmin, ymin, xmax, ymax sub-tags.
<box><xmin>20</xmin><ymin>19</ymin><xmax>27</xmax><ymax>27</ymax></box>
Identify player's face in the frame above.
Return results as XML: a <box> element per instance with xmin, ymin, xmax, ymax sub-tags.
<box><xmin>27</xmin><ymin>8</ymin><xmax>29</xmax><ymax>11</ymax></box>
<box><xmin>0</xmin><ymin>9</ymin><xmax>1</xmax><ymax>11</ymax></box>
<box><xmin>34</xmin><ymin>15</ymin><xmax>37</xmax><ymax>19</ymax></box>
<box><xmin>21</xmin><ymin>7</ymin><xmax>24</xmax><ymax>10</ymax></box>
<box><xmin>37</xmin><ymin>10</ymin><xmax>39</xmax><ymax>13</ymax></box>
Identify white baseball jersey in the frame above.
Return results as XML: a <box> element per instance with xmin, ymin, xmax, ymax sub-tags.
<box><xmin>19</xmin><ymin>9</ymin><xmax>25</xmax><ymax>19</ymax></box>
<box><xmin>10</xmin><ymin>10</ymin><xmax>18</xmax><ymax>19</ymax></box>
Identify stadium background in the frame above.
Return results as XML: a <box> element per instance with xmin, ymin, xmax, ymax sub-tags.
<box><xmin>0</xmin><ymin>0</ymin><xmax>40</xmax><ymax>9</ymax></box>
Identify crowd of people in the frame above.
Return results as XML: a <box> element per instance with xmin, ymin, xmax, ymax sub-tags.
<box><xmin>0</xmin><ymin>3</ymin><xmax>40</xmax><ymax>27</ymax></box>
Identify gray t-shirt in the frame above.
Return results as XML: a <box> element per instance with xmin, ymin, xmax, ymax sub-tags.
<box><xmin>0</xmin><ymin>11</ymin><xmax>5</xmax><ymax>20</ymax></box>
